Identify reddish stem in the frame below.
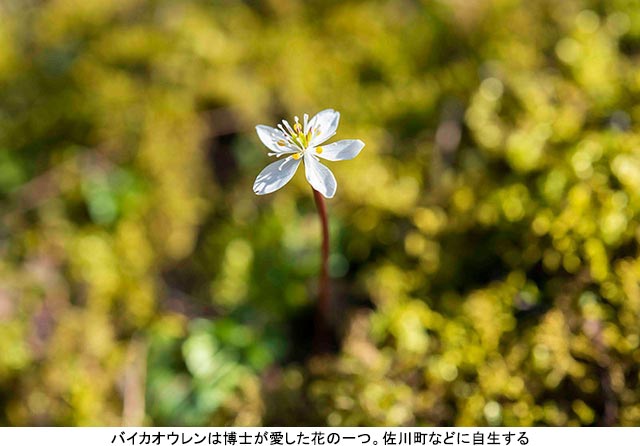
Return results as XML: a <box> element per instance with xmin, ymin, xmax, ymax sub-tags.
<box><xmin>312</xmin><ymin>188</ymin><xmax>331</xmax><ymax>353</ymax></box>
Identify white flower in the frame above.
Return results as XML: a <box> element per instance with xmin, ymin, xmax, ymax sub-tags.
<box><xmin>253</xmin><ymin>109</ymin><xmax>365</xmax><ymax>198</ymax></box>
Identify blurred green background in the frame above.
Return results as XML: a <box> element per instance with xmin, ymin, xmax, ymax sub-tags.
<box><xmin>1</xmin><ymin>0</ymin><xmax>640</xmax><ymax>427</ymax></box>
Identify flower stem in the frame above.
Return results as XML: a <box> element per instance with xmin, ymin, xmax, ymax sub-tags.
<box><xmin>312</xmin><ymin>188</ymin><xmax>331</xmax><ymax>353</ymax></box>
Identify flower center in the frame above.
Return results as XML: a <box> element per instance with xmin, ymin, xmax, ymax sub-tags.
<box><xmin>292</xmin><ymin>120</ymin><xmax>313</xmax><ymax>148</ymax></box>
<box><xmin>277</xmin><ymin>115</ymin><xmax>319</xmax><ymax>151</ymax></box>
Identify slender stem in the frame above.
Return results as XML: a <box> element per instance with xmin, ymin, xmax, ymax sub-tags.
<box><xmin>312</xmin><ymin>188</ymin><xmax>331</xmax><ymax>352</ymax></box>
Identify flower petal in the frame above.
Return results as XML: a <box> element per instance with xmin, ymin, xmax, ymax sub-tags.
<box><xmin>304</xmin><ymin>153</ymin><xmax>337</xmax><ymax>199</ymax></box>
<box><xmin>253</xmin><ymin>156</ymin><xmax>301</xmax><ymax>195</ymax></box>
<box><xmin>256</xmin><ymin>125</ymin><xmax>297</xmax><ymax>153</ymax></box>
<box><xmin>314</xmin><ymin>139</ymin><xmax>365</xmax><ymax>161</ymax></box>
<box><xmin>308</xmin><ymin>109</ymin><xmax>340</xmax><ymax>146</ymax></box>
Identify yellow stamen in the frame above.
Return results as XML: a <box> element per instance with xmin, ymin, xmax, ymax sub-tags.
<box><xmin>277</xmin><ymin>140</ymin><xmax>286</xmax><ymax>146</ymax></box>
<box><xmin>315</xmin><ymin>146</ymin><xmax>323</xmax><ymax>154</ymax></box>
<box><xmin>292</xmin><ymin>153</ymin><xmax>302</xmax><ymax>160</ymax></box>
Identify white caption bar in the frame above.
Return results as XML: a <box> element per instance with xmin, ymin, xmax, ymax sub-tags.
<box><xmin>0</xmin><ymin>427</ymin><xmax>637</xmax><ymax>446</ymax></box>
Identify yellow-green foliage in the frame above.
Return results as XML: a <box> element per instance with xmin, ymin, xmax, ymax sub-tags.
<box><xmin>1</xmin><ymin>0</ymin><xmax>640</xmax><ymax>426</ymax></box>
